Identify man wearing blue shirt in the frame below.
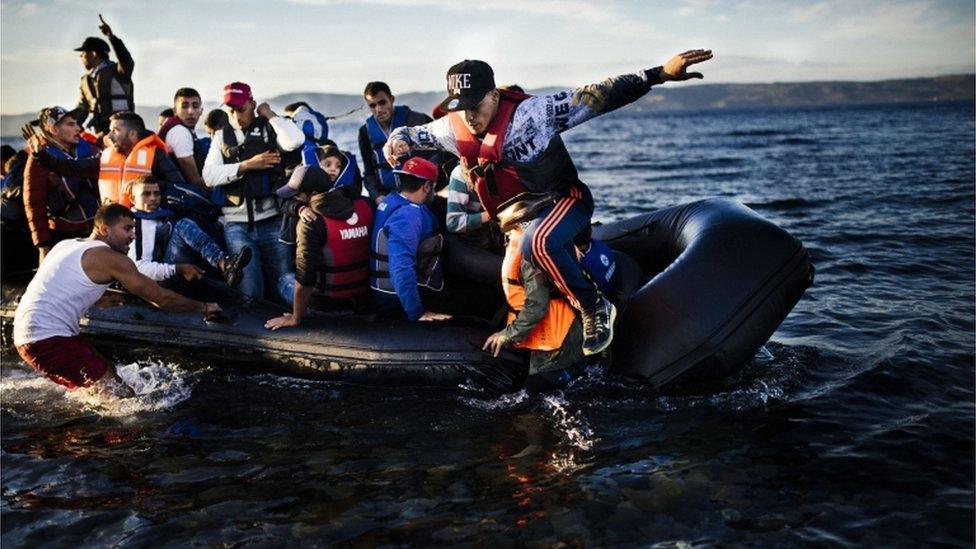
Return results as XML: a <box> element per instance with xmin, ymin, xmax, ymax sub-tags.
<box><xmin>370</xmin><ymin>157</ymin><xmax>451</xmax><ymax>322</ymax></box>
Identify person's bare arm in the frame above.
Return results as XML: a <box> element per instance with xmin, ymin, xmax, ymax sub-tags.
<box><xmin>175</xmin><ymin>156</ymin><xmax>206</xmax><ymax>189</ymax></box>
<box><xmin>265</xmin><ymin>282</ymin><xmax>314</xmax><ymax>330</ymax></box>
<box><xmin>84</xmin><ymin>247</ymin><xmax>220</xmax><ymax>315</ymax></box>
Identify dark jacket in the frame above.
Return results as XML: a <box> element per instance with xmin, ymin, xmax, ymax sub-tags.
<box><xmin>294</xmin><ymin>188</ymin><xmax>358</xmax><ymax>288</ymax></box>
<box><xmin>75</xmin><ymin>35</ymin><xmax>135</xmax><ymax>135</ymax></box>
<box><xmin>23</xmin><ymin>141</ymin><xmax>101</xmax><ymax>248</ymax></box>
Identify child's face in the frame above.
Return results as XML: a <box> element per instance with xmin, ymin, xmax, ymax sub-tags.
<box><xmin>319</xmin><ymin>156</ymin><xmax>343</xmax><ymax>181</ymax></box>
<box><xmin>133</xmin><ymin>183</ymin><xmax>161</xmax><ymax>212</ymax></box>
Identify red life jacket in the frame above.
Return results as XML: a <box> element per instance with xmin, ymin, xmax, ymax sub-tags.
<box><xmin>321</xmin><ymin>198</ymin><xmax>373</xmax><ymax>299</ymax></box>
<box><xmin>449</xmin><ymin>89</ymin><xmax>531</xmax><ymax>218</ymax></box>
<box><xmin>449</xmin><ymin>89</ymin><xmax>583</xmax><ymax>219</ymax></box>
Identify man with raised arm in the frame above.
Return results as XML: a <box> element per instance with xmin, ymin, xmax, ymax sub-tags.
<box><xmin>13</xmin><ymin>203</ymin><xmax>221</xmax><ymax>393</ymax></box>
<box><xmin>384</xmin><ymin>50</ymin><xmax>712</xmax><ymax>356</ymax></box>
<box><xmin>74</xmin><ymin>15</ymin><xmax>135</xmax><ymax>137</ymax></box>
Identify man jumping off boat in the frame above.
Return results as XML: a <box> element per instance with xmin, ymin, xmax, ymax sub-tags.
<box><xmin>383</xmin><ymin>50</ymin><xmax>713</xmax><ymax>356</ymax></box>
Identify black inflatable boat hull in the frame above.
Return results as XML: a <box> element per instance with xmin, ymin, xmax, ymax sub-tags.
<box><xmin>1</xmin><ymin>199</ymin><xmax>811</xmax><ymax>392</ymax></box>
<box><xmin>594</xmin><ymin>198</ymin><xmax>813</xmax><ymax>388</ymax></box>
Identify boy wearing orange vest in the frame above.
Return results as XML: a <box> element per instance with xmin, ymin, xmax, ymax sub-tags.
<box><xmin>483</xmin><ymin>223</ymin><xmax>584</xmax><ymax>376</ymax></box>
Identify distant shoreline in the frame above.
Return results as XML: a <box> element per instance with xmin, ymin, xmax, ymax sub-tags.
<box><xmin>2</xmin><ymin>74</ymin><xmax>972</xmax><ymax>136</ymax></box>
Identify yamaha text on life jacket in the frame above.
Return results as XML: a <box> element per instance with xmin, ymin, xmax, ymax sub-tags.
<box><xmin>320</xmin><ymin>198</ymin><xmax>373</xmax><ymax>299</ymax></box>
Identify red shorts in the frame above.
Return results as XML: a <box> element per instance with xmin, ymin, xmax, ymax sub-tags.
<box><xmin>16</xmin><ymin>335</ymin><xmax>110</xmax><ymax>389</ymax></box>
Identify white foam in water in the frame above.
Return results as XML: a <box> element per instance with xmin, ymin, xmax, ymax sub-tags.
<box><xmin>64</xmin><ymin>359</ymin><xmax>194</xmax><ymax>417</ymax></box>
<box><xmin>457</xmin><ymin>389</ymin><xmax>530</xmax><ymax>411</ymax></box>
<box><xmin>542</xmin><ymin>393</ymin><xmax>597</xmax><ymax>452</ymax></box>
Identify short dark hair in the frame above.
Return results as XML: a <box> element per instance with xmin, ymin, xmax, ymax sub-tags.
<box><xmin>363</xmin><ymin>81</ymin><xmax>392</xmax><ymax>99</ymax></box>
<box><xmin>396</xmin><ymin>173</ymin><xmax>430</xmax><ymax>193</ymax></box>
<box><xmin>204</xmin><ymin>109</ymin><xmax>228</xmax><ymax>132</ymax></box>
<box><xmin>94</xmin><ymin>203</ymin><xmax>135</xmax><ymax>228</ymax></box>
<box><xmin>500</xmin><ymin>84</ymin><xmax>524</xmax><ymax>93</ymax></box>
<box><xmin>110</xmin><ymin>111</ymin><xmax>146</xmax><ymax>134</ymax></box>
<box><xmin>174</xmin><ymin>87</ymin><xmax>201</xmax><ymax>102</ymax></box>
<box><xmin>159</xmin><ymin>108</ymin><xmax>174</xmax><ymax>118</ymax></box>
<box><xmin>315</xmin><ymin>145</ymin><xmax>346</xmax><ymax>169</ymax></box>
<box><xmin>131</xmin><ymin>175</ymin><xmax>159</xmax><ymax>188</ymax></box>
<box><xmin>0</xmin><ymin>145</ymin><xmax>15</xmax><ymax>163</ymax></box>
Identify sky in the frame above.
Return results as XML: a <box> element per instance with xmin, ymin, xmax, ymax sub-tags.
<box><xmin>0</xmin><ymin>0</ymin><xmax>973</xmax><ymax>115</ymax></box>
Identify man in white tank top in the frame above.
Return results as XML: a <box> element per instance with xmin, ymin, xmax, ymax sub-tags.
<box><xmin>13</xmin><ymin>203</ymin><xmax>221</xmax><ymax>391</ymax></box>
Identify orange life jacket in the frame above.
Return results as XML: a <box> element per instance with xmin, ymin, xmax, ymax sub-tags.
<box><xmin>97</xmin><ymin>133</ymin><xmax>165</xmax><ymax>208</ymax></box>
<box><xmin>502</xmin><ymin>228</ymin><xmax>576</xmax><ymax>351</ymax></box>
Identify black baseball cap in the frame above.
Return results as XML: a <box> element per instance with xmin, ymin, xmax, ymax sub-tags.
<box><xmin>438</xmin><ymin>59</ymin><xmax>496</xmax><ymax>113</ymax></box>
<box><xmin>74</xmin><ymin>37</ymin><xmax>110</xmax><ymax>54</ymax></box>
<box><xmin>276</xmin><ymin>165</ymin><xmax>334</xmax><ymax>199</ymax></box>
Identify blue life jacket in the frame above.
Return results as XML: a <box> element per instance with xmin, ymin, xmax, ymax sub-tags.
<box><xmin>44</xmin><ymin>140</ymin><xmax>99</xmax><ymax>221</ymax></box>
<box><xmin>365</xmin><ymin>106</ymin><xmax>408</xmax><ymax>193</ymax></box>
<box><xmin>579</xmin><ymin>238</ymin><xmax>618</xmax><ymax>297</ymax></box>
<box><xmin>370</xmin><ymin>192</ymin><xmax>444</xmax><ymax>296</ymax></box>
<box><xmin>333</xmin><ymin>152</ymin><xmax>358</xmax><ymax>190</ymax></box>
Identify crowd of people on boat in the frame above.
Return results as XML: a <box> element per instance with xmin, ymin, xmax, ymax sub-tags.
<box><xmin>3</xmin><ymin>17</ymin><xmax>712</xmax><ymax>392</ymax></box>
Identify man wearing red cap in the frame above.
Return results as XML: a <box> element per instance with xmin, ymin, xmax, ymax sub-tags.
<box><xmin>370</xmin><ymin>157</ymin><xmax>451</xmax><ymax>322</ymax></box>
<box><xmin>74</xmin><ymin>15</ymin><xmax>134</xmax><ymax>137</ymax></box>
<box><xmin>202</xmin><ymin>81</ymin><xmax>305</xmax><ymax>302</ymax></box>
<box><xmin>384</xmin><ymin>50</ymin><xmax>713</xmax><ymax>355</ymax></box>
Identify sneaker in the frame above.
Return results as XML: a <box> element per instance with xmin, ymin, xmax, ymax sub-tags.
<box><xmin>581</xmin><ymin>296</ymin><xmax>616</xmax><ymax>356</ymax></box>
<box><xmin>221</xmin><ymin>247</ymin><xmax>252</xmax><ymax>289</ymax></box>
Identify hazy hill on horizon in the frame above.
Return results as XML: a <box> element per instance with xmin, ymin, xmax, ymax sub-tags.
<box><xmin>1</xmin><ymin>74</ymin><xmax>972</xmax><ymax>137</ymax></box>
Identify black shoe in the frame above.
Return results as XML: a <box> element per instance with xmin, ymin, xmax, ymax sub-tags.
<box><xmin>581</xmin><ymin>297</ymin><xmax>616</xmax><ymax>356</ymax></box>
<box><xmin>221</xmin><ymin>247</ymin><xmax>252</xmax><ymax>289</ymax></box>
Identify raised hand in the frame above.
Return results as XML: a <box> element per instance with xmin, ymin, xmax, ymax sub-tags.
<box><xmin>661</xmin><ymin>49</ymin><xmax>713</xmax><ymax>81</ymax></box>
<box><xmin>383</xmin><ymin>138</ymin><xmax>411</xmax><ymax>168</ymax></box>
<box><xmin>20</xmin><ymin>124</ymin><xmax>48</xmax><ymax>154</ymax></box>
<box><xmin>98</xmin><ymin>14</ymin><xmax>113</xmax><ymax>38</ymax></box>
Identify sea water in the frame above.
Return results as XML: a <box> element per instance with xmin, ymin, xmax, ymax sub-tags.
<box><xmin>2</xmin><ymin>101</ymin><xmax>973</xmax><ymax>546</ymax></box>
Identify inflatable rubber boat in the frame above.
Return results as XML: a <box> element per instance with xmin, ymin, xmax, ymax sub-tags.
<box><xmin>0</xmin><ymin>198</ymin><xmax>812</xmax><ymax>393</ymax></box>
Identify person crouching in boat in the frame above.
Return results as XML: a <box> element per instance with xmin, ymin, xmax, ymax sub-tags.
<box><xmin>13</xmin><ymin>204</ymin><xmax>221</xmax><ymax>394</ymax></box>
<box><xmin>264</xmin><ymin>162</ymin><xmax>373</xmax><ymax>330</ymax></box>
<box><xmin>129</xmin><ymin>176</ymin><xmax>251</xmax><ymax>287</ymax></box>
<box><xmin>370</xmin><ymin>157</ymin><xmax>451</xmax><ymax>322</ymax></box>
<box><xmin>483</xmin><ymin>222</ymin><xmax>584</xmax><ymax>378</ymax></box>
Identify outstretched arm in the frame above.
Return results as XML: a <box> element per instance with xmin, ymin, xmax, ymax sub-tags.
<box><xmin>85</xmin><ymin>247</ymin><xmax>220</xmax><ymax>315</ymax></box>
<box><xmin>538</xmin><ymin>49</ymin><xmax>713</xmax><ymax>134</ymax></box>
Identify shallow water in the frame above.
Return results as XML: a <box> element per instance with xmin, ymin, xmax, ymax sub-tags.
<box><xmin>3</xmin><ymin>102</ymin><xmax>974</xmax><ymax>546</ymax></box>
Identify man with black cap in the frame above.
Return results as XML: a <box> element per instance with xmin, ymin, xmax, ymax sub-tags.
<box><xmin>23</xmin><ymin>106</ymin><xmax>100</xmax><ymax>263</ymax></box>
<box><xmin>384</xmin><ymin>50</ymin><xmax>713</xmax><ymax>356</ymax></box>
<box><xmin>74</xmin><ymin>15</ymin><xmax>135</xmax><ymax>137</ymax></box>
<box><xmin>265</xmin><ymin>165</ymin><xmax>374</xmax><ymax>330</ymax></box>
